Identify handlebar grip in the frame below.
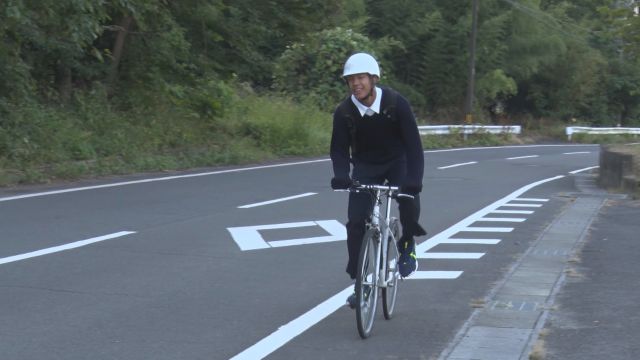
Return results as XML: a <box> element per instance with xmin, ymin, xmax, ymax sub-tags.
<box><xmin>397</xmin><ymin>193</ymin><xmax>415</xmax><ymax>199</ymax></box>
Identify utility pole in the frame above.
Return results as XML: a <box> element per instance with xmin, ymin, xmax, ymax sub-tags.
<box><xmin>464</xmin><ymin>0</ymin><xmax>479</xmax><ymax>124</ymax></box>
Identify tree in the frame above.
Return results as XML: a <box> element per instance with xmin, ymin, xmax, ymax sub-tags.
<box><xmin>273</xmin><ymin>27</ymin><xmax>376</xmax><ymax>108</ymax></box>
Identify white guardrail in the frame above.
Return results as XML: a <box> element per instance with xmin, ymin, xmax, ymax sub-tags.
<box><xmin>417</xmin><ymin>125</ymin><xmax>521</xmax><ymax>136</ymax></box>
<box><xmin>565</xmin><ymin>126</ymin><xmax>640</xmax><ymax>140</ymax></box>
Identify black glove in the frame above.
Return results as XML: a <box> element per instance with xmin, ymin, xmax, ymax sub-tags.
<box><xmin>331</xmin><ymin>177</ymin><xmax>353</xmax><ymax>190</ymax></box>
<box><xmin>400</xmin><ymin>183</ymin><xmax>422</xmax><ymax>196</ymax></box>
<box><xmin>331</xmin><ymin>177</ymin><xmax>352</xmax><ymax>190</ymax></box>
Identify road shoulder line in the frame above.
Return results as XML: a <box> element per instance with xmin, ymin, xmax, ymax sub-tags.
<box><xmin>438</xmin><ymin>175</ymin><xmax>607</xmax><ymax>360</ymax></box>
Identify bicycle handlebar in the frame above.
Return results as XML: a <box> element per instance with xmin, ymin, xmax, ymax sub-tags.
<box><xmin>334</xmin><ymin>183</ymin><xmax>415</xmax><ymax>199</ymax></box>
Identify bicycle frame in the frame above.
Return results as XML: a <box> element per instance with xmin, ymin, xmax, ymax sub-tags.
<box><xmin>354</xmin><ymin>184</ymin><xmax>401</xmax><ymax>288</ymax></box>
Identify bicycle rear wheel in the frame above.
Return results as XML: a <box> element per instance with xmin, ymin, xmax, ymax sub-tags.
<box><xmin>356</xmin><ymin>228</ymin><xmax>379</xmax><ymax>339</ymax></box>
<box><xmin>382</xmin><ymin>218</ymin><xmax>400</xmax><ymax>320</ymax></box>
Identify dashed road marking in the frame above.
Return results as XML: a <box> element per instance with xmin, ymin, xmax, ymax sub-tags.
<box><xmin>0</xmin><ymin>231</ymin><xmax>136</xmax><ymax>265</ymax></box>
<box><xmin>238</xmin><ymin>193</ymin><xmax>317</xmax><ymax>208</ymax></box>
<box><xmin>506</xmin><ymin>155</ymin><xmax>539</xmax><ymax>160</ymax></box>
<box><xmin>418</xmin><ymin>252</ymin><xmax>485</xmax><ymax>259</ymax></box>
<box><xmin>490</xmin><ymin>210</ymin><xmax>534</xmax><ymax>214</ymax></box>
<box><xmin>478</xmin><ymin>217</ymin><xmax>527</xmax><ymax>222</ymax></box>
<box><xmin>437</xmin><ymin>161</ymin><xmax>478</xmax><ymax>170</ymax></box>
<box><xmin>460</xmin><ymin>226</ymin><xmax>514</xmax><ymax>233</ymax></box>
<box><xmin>440</xmin><ymin>239</ymin><xmax>502</xmax><ymax>245</ymax></box>
<box><xmin>515</xmin><ymin>197</ymin><xmax>548</xmax><ymax>202</ymax></box>
<box><xmin>500</xmin><ymin>203</ymin><xmax>542</xmax><ymax>208</ymax></box>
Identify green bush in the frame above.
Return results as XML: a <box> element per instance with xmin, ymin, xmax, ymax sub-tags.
<box><xmin>228</xmin><ymin>95</ymin><xmax>332</xmax><ymax>156</ymax></box>
<box><xmin>273</xmin><ymin>27</ymin><xmax>377</xmax><ymax>109</ymax></box>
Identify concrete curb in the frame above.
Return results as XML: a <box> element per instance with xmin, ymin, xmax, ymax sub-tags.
<box><xmin>599</xmin><ymin>145</ymin><xmax>639</xmax><ymax>198</ymax></box>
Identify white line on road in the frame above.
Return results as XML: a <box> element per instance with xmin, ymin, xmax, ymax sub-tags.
<box><xmin>461</xmin><ymin>227</ymin><xmax>514</xmax><ymax>232</ymax></box>
<box><xmin>506</xmin><ymin>155</ymin><xmax>539</xmax><ymax>160</ymax></box>
<box><xmin>408</xmin><ymin>271</ymin><xmax>463</xmax><ymax>279</ymax></box>
<box><xmin>0</xmin><ymin>159</ymin><xmax>329</xmax><ymax>203</ymax></box>
<box><xmin>238</xmin><ymin>192</ymin><xmax>317</xmax><ymax>208</ymax></box>
<box><xmin>569</xmin><ymin>166</ymin><xmax>599</xmax><ymax>174</ymax></box>
<box><xmin>230</xmin><ymin>174</ymin><xmax>568</xmax><ymax>360</ymax></box>
<box><xmin>500</xmin><ymin>203</ymin><xmax>543</xmax><ymax>208</ymax></box>
<box><xmin>0</xmin><ymin>231</ymin><xmax>136</xmax><ymax>265</ymax></box>
<box><xmin>229</xmin><ymin>286</ymin><xmax>353</xmax><ymax>360</ymax></box>
<box><xmin>563</xmin><ymin>151</ymin><xmax>590</xmax><ymax>155</ymax></box>
<box><xmin>418</xmin><ymin>252</ymin><xmax>485</xmax><ymax>259</ymax></box>
<box><xmin>437</xmin><ymin>161</ymin><xmax>478</xmax><ymax>170</ymax></box>
<box><xmin>227</xmin><ymin>220</ymin><xmax>346</xmax><ymax>251</ymax></box>
<box><xmin>515</xmin><ymin>197</ymin><xmax>548</xmax><ymax>202</ymax></box>
<box><xmin>491</xmin><ymin>210</ymin><xmax>534</xmax><ymax>214</ymax></box>
<box><xmin>440</xmin><ymin>239</ymin><xmax>501</xmax><ymax>245</ymax></box>
<box><xmin>1</xmin><ymin>144</ymin><xmax>597</xmax><ymax>203</ymax></box>
<box><xmin>478</xmin><ymin>217</ymin><xmax>526</xmax><ymax>222</ymax></box>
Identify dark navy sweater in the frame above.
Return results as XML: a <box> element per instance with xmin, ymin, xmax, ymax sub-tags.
<box><xmin>330</xmin><ymin>87</ymin><xmax>424</xmax><ymax>187</ymax></box>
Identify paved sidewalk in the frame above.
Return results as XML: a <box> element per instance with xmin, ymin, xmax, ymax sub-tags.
<box><xmin>438</xmin><ymin>173</ymin><xmax>640</xmax><ymax>360</ymax></box>
<box><xmin>539</xmin><ymin>197</ymin><xmax>640</xmax><ymax>359</ymax></box>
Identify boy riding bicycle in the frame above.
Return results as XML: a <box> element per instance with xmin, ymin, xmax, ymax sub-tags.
<box><xmin>329</xmin><ymin>52</ymin><xmax>427</xmax><ymax>307</ymax></box>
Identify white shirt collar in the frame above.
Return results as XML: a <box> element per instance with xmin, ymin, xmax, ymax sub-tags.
<box><xmin>351</xmin><ymin>87</ymin><xmax>382</xmax><ymax>117</ymax></box>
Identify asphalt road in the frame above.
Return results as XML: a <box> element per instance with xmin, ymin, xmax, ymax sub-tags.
<box><xmin>0</xmin><ymin>144</ymin><xmax>599</xmax><ymax>360</ymax></box>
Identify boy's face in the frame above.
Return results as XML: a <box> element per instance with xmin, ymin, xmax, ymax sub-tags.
<box><xmin>346</xmin><ymin>73</ymin><xmax>378</xmax><ymax>105</ymax></box>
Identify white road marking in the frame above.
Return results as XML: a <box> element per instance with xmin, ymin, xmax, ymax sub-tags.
<box><xmin>0</xmin><ymin>159</ymin><xmax>329</xmax><ymax>203</ymax></box>
<box><xmin>437</xmin><ymin>161</ymin><xmax>478</xmax><ymax>170</ymax></box>
<box><xmin>229</xmin><ymin>286</ymin><xmax>353</xmax><ymax>360</ymax></box>
<box><xmin>0</xmin><ymin>144</ymin><xmax>597</xmax><ymax>203</ymax></box>
<box><xmin>563</xmin><ymin>151</ymin><xmax>590</xmax><ymax>155</ymax></box>
<box><xmin>408</xmin><ymin>271</ymin><xmax>463</xmax><ymax>279</ymax></box>
<box><xmin>506</xmin><ymin>155</ymin><xmax>539</xmax><ymax>160</ymax></box>
<box><xmin>440</xmin><ymin>239</ymin><xmax>501</xmax><ymax>245</ymax></box>
<box><xmin>418</xmin><ymin>252</ymin><xmax>485</xmax><ymax>259</ymax></box>
<box><xmin>227</xmin><ymin>220</ymin><xmax>346</xmax><ymax>251</ymax></box>
<box><xmin>238</xmin><ymin>192</ymin><xmax>317</xmax><ymax>208</ymax></box>
<box><xmin>477</xmin><ymin>217</ymin><xmax>526</xmax><ymax>222</ymax></box>
<box><xmin>230</xmin><ymin>174</ymin><xmax>567</xmax><ymax>359</ymax></box>
<box><xmin>500</xmin><ymin>203</ymin><xmax>542</xmax><ymax>208</ymax></box>
<box><xmin>491</xmin><ymin>210</ymin><xmax>534</xmax><ymax>214</ymax></box>
<box><xmin>569</xmin><ymin>166</ymin><xmax>599</xmax><ymax>174</ymax></box>
<box><xmin>0</xmin><ymin>231</ymin><xmax>136</xmax><ymax>265</ymax></box>
<box><xmin>515</xmin><ymin>197</ymin><xmax>548</xmax><ymax>202</ymax></box>
<box><xmin>460</xmin><ymin>226</ymin><xmax>514</xmax><ymax>232</ymax></box>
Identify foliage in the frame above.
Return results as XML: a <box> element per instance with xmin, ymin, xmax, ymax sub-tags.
<box><xmin>273</xmin><ymin>27</ymin><xmax>378</xmax><ymax>109</ymax></box>
<box><xmin>2</xmin><ymin>0</ymin><xmax>640</xmax><ymax>186</ymax></box>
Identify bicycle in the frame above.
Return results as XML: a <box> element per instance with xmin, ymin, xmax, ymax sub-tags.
<box><xmin>340</xmin><ymin>183</ymin><xmax>413</xmax><ymax>338</ymax></box>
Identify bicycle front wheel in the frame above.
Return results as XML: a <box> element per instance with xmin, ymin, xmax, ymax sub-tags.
<box><xmin>382</xmin><ymin>218</ymin><xmax>400</xmax><ymax>320</ymax></box>
<box><xmin>356</xmin><ymin>228</ymin><xmax>379</xmax><ymax>339</ymax></box>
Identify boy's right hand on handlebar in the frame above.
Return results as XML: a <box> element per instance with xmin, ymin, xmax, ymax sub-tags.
<box><xmin>331</xmin><ymin>177</ymin><xmax>352</xmax><ymax>190</ymax></box>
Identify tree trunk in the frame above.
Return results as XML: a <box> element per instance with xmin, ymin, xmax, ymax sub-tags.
<box><xmin>108</xmin><ymin>15</ymin><xmax>134</xmax><ymax>91</ymax></box>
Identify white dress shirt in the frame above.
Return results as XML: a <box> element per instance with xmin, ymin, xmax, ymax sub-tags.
<box><xmin>350</xmin><ymin>87</ymin><xmax>382</xmax><ymax>117</ymax></box>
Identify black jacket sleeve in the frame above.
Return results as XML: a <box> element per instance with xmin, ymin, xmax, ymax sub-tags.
<box><xmin>329</xmin><ymin>104</ymin><xmax>351</xmax><ymax>180</ymax></box>
<box><xmin>396</xmin><ymin>95</ymin><xmax>424</xmax><ymax>187</ymax></box>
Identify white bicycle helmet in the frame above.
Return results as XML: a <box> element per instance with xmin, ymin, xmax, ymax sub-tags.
<box><xmin>342</xmin><ymin>53</ymin><xmax>380</xmax><ymax>78</ymax></box>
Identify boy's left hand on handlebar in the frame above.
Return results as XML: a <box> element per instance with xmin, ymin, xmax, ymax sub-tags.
<box><xmin>331</xmin><ymin>177</ymin><xmax>352</xmax><ymax>190</ymax></box>
<box><xmin>400</xmin><ymin>183</ymin><xmax>422</xmax><ymax>196</ymax></box>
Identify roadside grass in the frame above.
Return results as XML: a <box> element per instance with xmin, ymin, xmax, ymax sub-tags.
<box><xmin>4</xmin><ymin>90</ymin><xmax>632</xmax><ymax>188</ymax></box>
<box><xmin>529</xmin><ymin>328</ymin><xmax>549</xmax><ymax>360</ymax></box>
<box><xmin>0</xmin><ymin>91</ymin><xmax>332</xmax><ymax>187</ymax></box>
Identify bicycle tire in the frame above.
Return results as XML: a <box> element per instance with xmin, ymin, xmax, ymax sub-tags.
<box><xmin>382</xmin><ymin>218</ymin><xmax>400</xmax><ymax>320</ymax></box>
<box><xmin>356</xmin><ymin>227</ymin><xmax>379</xmax><ymax>339</ymax></box>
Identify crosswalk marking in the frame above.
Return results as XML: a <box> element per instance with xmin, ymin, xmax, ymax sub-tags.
<box><xmin>440</xmin><ymin>239</ymin><xmax>501</xmax><ymax>245</ymax></box>
<box><xmin>478</xmin><ymin>217</ymin><xmax>526</xmax><ymax>222</ymax></box>
<box><xmin>418</xmin><ymin>252</ymin><xmax>485</xmax><ymax>259</ymax></box>
<box><xmin>460</xmin><ymin>226</ymin><xmax>514</xmax><ymax>232</ymax></box>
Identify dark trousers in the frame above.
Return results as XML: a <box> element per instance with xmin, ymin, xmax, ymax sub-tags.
<box><xmin>345</xmin><ymin>160</ymin><xmax>421</xmax><ymax>279</ymax></box>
